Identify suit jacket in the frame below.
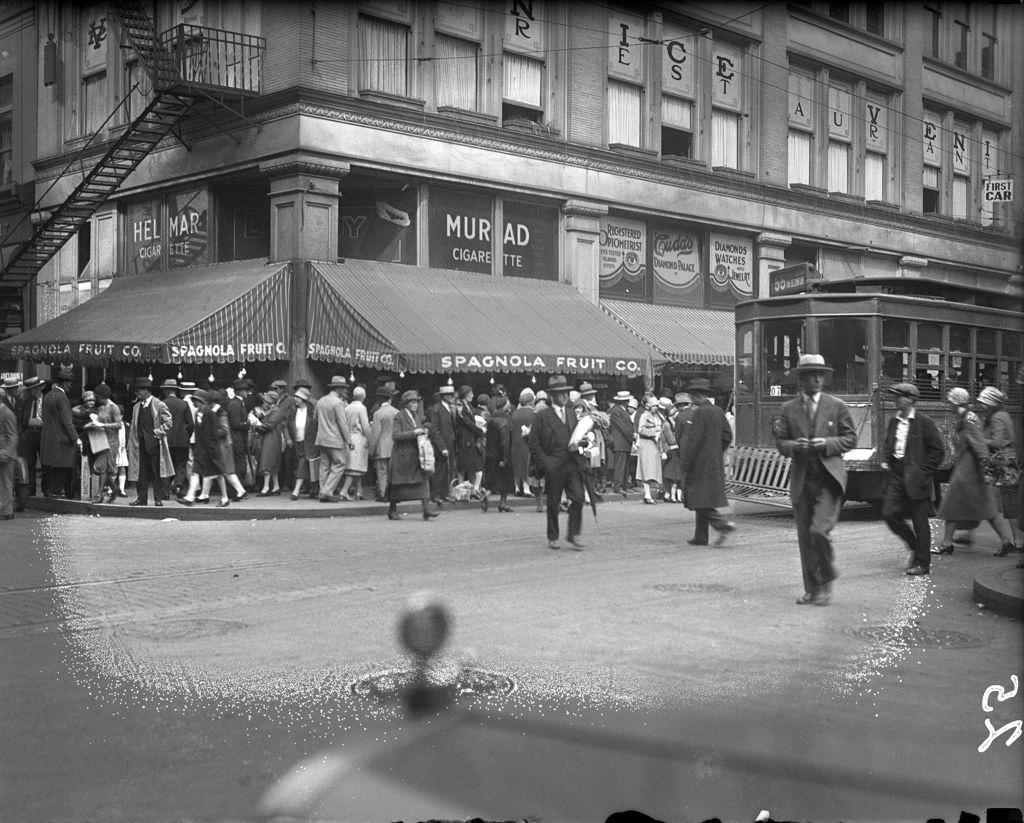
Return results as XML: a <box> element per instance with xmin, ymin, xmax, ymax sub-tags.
<box><xmin>679</xmin><ymin>402</ymin><xmax>732</xmax><ymax>509</ymax></box>
<box><xmin>314</xmin><ymin>392</ymin><xmax>351</xmax><ymax>449</ymax></box>
<box><xmin>608</xmin><ymin>404</ymin><xmax>634</xmax><ymax>452</ymax></box>
<box><xmin>126</xmin><ymin>397</ymin><xmax>174</xmax><ymax>480</ymax></box>
<box><xmin>528</xmin><ymin>404</ymin><xmax>573</xmax><ymax>477</ymax></box>
<box><xmin>226</xmin><ymin>396</ymin><xmax>250</xmax><ymax>449</ymax></box>
<box><xmin>17</xmin><ymin>391</ymin><xmax>43</xmax><ymax>433</ymax></box>
<box><xmin>368</xmin><ymin>402</ymin><xmax>399</xmax><ymax>460</ymax></box>
<box><xmin>40</xmin><ymin>386</ymin><xmax>79</xmax><ymax>468</ymax></box>
<box><xmin>426</xmin><ymin>400</ymin><xmax>457</xmax><ymax>455</ymax></box>
<box><xmin>775</xmin><ymin>392</ymin><xmax>857</xmax><ymax>496</ymax></box>
<box><xmin>883</xmin><ymin>411</ymin><xmax>945</xmax><ymax>499</ymax></box>
<box><xmin>163</xmin><ymin>395</ymin><xmax>194</xmax><ymax>448</ymax></box>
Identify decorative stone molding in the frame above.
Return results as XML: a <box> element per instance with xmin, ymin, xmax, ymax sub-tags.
<box><xmin>563</xmin><ymin>200</ymin><xmax>609</xmax><ymax>219</ymax></box>
<box><xmin>259</xmin><ymin>152</ymin><xmax>351</xmax><ymax>180</ymax></box>
<box><xmin>899</xmin><ymin>255</ymin><xmax>929</xmax><ymax>269</ymax></box>
<box><xmin>756</xmin><ymin>232</ymin><xmax>792</xmax><ymax>249</ymax></box>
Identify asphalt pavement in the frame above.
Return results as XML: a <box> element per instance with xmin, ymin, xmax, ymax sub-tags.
<box><xmin>1</xmin><ymin>495</ymin><xmax>1022</xmax><ymax>823</ymax></box>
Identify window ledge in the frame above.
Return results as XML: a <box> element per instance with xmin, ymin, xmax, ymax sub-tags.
<box><xmin>502</xmin><ymin>119</ymin><xmax>561</xmax><ymax>138</ymax></box>
<box><xmin>789</xmin><ymin>183</ymin><xmax>828</xmax><ymax>196</ymax></box>
<box><xmin>866</xmin><ymin>199</ymin><xmax>899</xmax><ymax>212</ymax></box>
<box><xmin>829</xmin><ymin>192</ymin><xmax>865</xmax><ymax>205</ymax></box>
<box><xmin>662</xmin><ymin>155</ymin><xmax>707</xmax><ymax>171</ymax></box>
<box><xmin>357</xmin><ymin>89</ymin><xmax>426</xmax><ymax>111</ymax></box>
<box><xmin>436</xmin><ymin>106</ymin><xmax>498</xmax><ymax>126</ymax></box>
<box><xmin>712</xmin><ymin>166</ymin><xmax>755</xmax><ymax>181</ymax></box>
<box><xmin>609</xmin><ymin>143</ymin><xmax>658</xmax><ymax>160</ymax></box>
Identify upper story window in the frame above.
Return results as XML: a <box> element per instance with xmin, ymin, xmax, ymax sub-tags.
<box><xmin>357</xmin><ymin>13</ymin><xmax>411</xmax><ymax>97</ymax></box>
<box><xmin>794</xmin><ymin>1</ymin><xmax>889</xmax><ymax>38</ymax></box>
<box><xmin>502</xmin><ymin>1</ymin><xmax>546</xmax><ymax>126</ymax></box>
<box><xmin>787</xmin><ymin>66</ymin><xmax>894</xmax><ymax>202</ymax></box>
<box><xmin>710</xmin><ymin>41</ymin><xmax>745</xmax><ymax>169</ymax></box>
<box><xmin>0</xmin><ymin>75</ymin><xmax>12</xmax><ymax>187</ymax></box>
<box><xmin>923</xmin><ymin>2</ymin><xmax>1003</xmax><ymax>82</ymax></box>
<box><xmin>79</xmin><ymin>5</ymin><xmax>110</xmax><ymax>136</ymax></box>
<box><xmin>433</xmin><ymin>3</ymin><xmax>482</xmax><ymax>112</ymax></box>
<box><xmin>660</xmin><ymin>23</ymin><xmax>695</xmax><ymax>160</ymax></box>
<box><xmin>607</xmin><ymin>8</ymin><xmax>645</xmax><ymax>148</ymax></box>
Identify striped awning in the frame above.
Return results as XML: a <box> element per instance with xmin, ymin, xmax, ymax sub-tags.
<box><xmin>600</xmin><ymin>299</ymin><xmax>735</xmax><ymax>366</ymax></box>
<box><xmin>0</xmin><ymin>260</ymin><xmax>291</xmax><ymax>365</ymax></box>
<box><xmin>307</xmin><ymin>260</ymin><xmax>659</xmax><ymax>378</ymax></box>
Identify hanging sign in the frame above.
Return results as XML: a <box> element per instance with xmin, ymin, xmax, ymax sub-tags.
<box><xmin>983</xmin><ymin>178</ymin><xmax>1014</xmax><ymax>202</ymax></box>
<box><xmin>505</xmin><ymin>0</ymin><xmax>544</xmax><ymax>54</ymax></box>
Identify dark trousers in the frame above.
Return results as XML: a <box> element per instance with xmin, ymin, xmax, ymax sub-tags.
<box><xmin>430</xmin><ymin>451</ymin><xmax>452</xmax><ymax>501</ymax></box>
<box><xmin>18</xmin><ymin>428</ymin><xmax>41</xmax><ymax>494</ymax></box>
<box><xmin>44</xmin><ymin>465</ymin><xmax>72</xmax><ymax>498</ymax></box>
<box><xmin>135</xmin><ymin>447</ymin><xmax>163</xmax><ymax>503</ymax></box>
<box><xmin>545</xmin><ymin>460</ymin><xmax>584</xmax><ymax>541</ymax></box>
<box><xmin>170</xmin><ymin>446</ymin><xmax>190</xmax><ymax>492</ymax></box>
<box><xmin>882</xmin><ymin>465</ymin><xmax>932</xmax><ymax>568</ymax></box>
<box><xmin>611</xmin><ymin>450</ymin><xmax>629</xmax><ymax>491</ymax></box>
<box><xmin>693</xmin><ymin>508</ymin><xmax>731</xmax><ymax>543</ymax></box>
<box><xmin>792</xmin><ymin>468</ymin><xmax>843</xmax><ymax>596</ymax></box>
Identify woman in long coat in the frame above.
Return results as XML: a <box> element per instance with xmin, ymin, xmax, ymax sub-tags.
<box><xmin>934</xmin><ymin>387</ymin><xmax>1015</xmax><ymax>555</ymax></box>
<box><xmin>387</xmin><ymin>390</ymin><xmax>439</xmax><ymax>521</ymax></box>
<box><xmin>978</xmin><ymin>386</ymin><xmax>1022</xmax><ymax>553</ymax></box>
<box><xmin>180</xmin><ymin>390</ymin><xmax>236</xmax><ymax>507</ymax></box>
<box><xmin>509</xmin><ymin>388</ymin><xmax>535</xmax><ymax>496</ymax></box>
<box><xmin>286</xmin><ymin>387</ymin><xmax>318</xmax><ymax>500</ymax></box>
<box><xmin>455</xmin><ymin>385</ymin><xmax>485</xmax><ymax>499</ymax></box>
<box><xmin>339</xmin><ymin>386</ymin><xmax>370</xmax><ymax>500</ymax></box>
<box><xmin>481</xmin><ymin>395</ymin><xmax>514</xmax><ymax>512</ymax></box>
<box><xmin>254</xmin><ymin>391</ymin><xmax>284</xmax><ymax>495</ymax></box>
<box><xmin>634</xmin><ymin>397</ymin><xmax>663</xmax><ymax>504</ymax></box>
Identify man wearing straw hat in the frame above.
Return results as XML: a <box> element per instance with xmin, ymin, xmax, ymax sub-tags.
<box><xmin>774</xmin><ymin>354</ymin><xmax>857</xmax><ymax>606</ymax></box>
<box><xmin>608</xmin><ymin>390</ymin><xmax>634</xmax><ymax>497</ymax></box>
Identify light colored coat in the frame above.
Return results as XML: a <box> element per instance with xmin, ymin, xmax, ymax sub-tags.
<box><xmin>127</xmin><ymin>397</ymin><xmax>174</xmax><ymax>481</ymax></box>
<box><xmin>369</xmin><ymin>402</ymin><xmax>399</xmax><ymax>460</ymax></box>
<box><xmin>314</xmin><ymin>392</ymin><xmax>351</xmax><ymax>449</ymax></box>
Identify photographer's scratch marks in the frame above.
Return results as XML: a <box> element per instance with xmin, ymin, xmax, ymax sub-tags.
<box><xmin>979</xmin><ymin>675</ymin><xmax>1021</xmax><ymax>753</ymax></box>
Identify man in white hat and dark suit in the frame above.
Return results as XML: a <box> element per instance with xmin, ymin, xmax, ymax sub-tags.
<box><xmin>608</xmin><ymin>390</ymin><xmax>634</xmax><ymax>497</ymax></box>
<box><xmin>774</xmin><ymin>354</ymin><xmax>857</xmax><ymax>605</ymax></box>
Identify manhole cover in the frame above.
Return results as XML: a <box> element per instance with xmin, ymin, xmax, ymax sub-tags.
<box><xmin>351</xmin><ymin>666</ymin><xmax>515</xmax><ymax>703</ymax></box>
<box><xmin>645</xmin><ymin>583</ymin><xmax>734</xmax><ymax>594</ymax></box>
<box><xmin>847</xmin><ymin>625</ymin><xmax>987</xmax><ymax>649</ymax></box>
<box><xmin>118</xmin><ymin>618</ymin><xmax>248</xmax><ymax>641</ymax></box>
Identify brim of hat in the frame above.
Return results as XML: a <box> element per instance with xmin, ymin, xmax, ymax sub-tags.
<box><xmin>792</xmin><ymin>365</ymin><xmax>834</xmax><ymax>373</ymax></box>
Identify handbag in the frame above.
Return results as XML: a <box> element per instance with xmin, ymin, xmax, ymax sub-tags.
<box><xmin>417</xmin><ymin>433</ymin><xmax>435</xmax><ymax>473</ymax></box>
<box><xmin>981</xmin><ymin>450</ymin><xmax>1021</xmax><ymax>488</ymax></box>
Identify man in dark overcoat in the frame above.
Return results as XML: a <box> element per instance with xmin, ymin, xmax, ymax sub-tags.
<box><xmin>678</xmin><ymin>379</ymin><xmax>736</xmax><ymax>546</ymax></box>
<box><xmin>226</xmin><ymin>379</ymin><xmax>251</xmax><ymax>492</ymax></box>
<box><xmin>528</xmin><ymin>375</ymin><xmax>585</xmax><ymax>550</ymax></box>
<box><xmin>40</xmin><ymin>366</ymin><xmax>79</xmax><ymax>499</ymax></box>
<box><xmin>427</xmin><ymin>384</ymin><xmax>458</xmax><ymax>506</ymax></box>
<box><xmin>608</xmin><ymin>390</ymin><xmax>634</xmax><ymax>496</ymax></box>
<box><xmin>881</xmin><ymin>382</ymin><xmax>945</xmax><ymax>576</ymax></box>
<box><xmin>774</xmin><ymin>354</ymin><xmax>857</xmax><ymax>606</ymax></box>
<box><xmin>160</xmin><ymin>378</ymin><xmax>194</xmax><ymax>499</ymax></box>
<box><xmin>17</xmin><ymin>376</ymin><xmax>46</xmax><ymax>496</ymax></box>
<box><xmin>0</xmin><ymin>380</ymin><xmax>18</xmax><ymax>519</ymax></box>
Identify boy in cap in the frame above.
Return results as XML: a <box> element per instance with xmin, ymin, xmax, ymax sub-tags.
<box><xmin>881</xmin><ymin>382</ymin><xmax>945</xmax><ymax>576</ymax></box>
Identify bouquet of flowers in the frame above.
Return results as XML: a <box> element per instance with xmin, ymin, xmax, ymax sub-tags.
<box><xmin>981</xmin><ymin>449</ymin><xmax>1021</xmax><ymax>488</ymax></box>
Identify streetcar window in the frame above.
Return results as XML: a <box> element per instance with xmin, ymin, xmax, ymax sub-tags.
<box><xmin>977</xmin><ymin>329</ymin><xmax>997</xmax><ymax>355</ymax></box>
<box><xmin>913</xmin><ymin>323</ymin><xmax>944</xmax><ymax>401</ymax></box>
<box><xmin>948</xmin><ymin>325</ymin><xmax>972</xmax><ymax>390</ymax></box>
<box><xmin>918</xmin><ymin>323</ymin><xmax>942</xmax><ymax>351</ymax></box>
<box><xmin>818</xmin><ymin>318</ymin><xmax>869</xmax><ymax>394</ymax></box>
<box><xmin>976</xmin><ymin>328</ymin><xmax>998</xmax><ymax>395</ymax></box>
<box><xmin>762</xmin><ymin>319</ymin><xmax>805</xmax><ymax>396</ymax></box>
<box><xmin>1002</xmin><ymin>333</ymin><xmax>1023</xmax><ymax>407</ymax></box>
<box><xmin>737</xmin><ymin>324</ymin><xmax>754</xmax><ymax>397</ymax></box>
<box><xmin>882</xmin><ymin>319</ymin><xmax>909</xmax><ymax>348</ymax></box>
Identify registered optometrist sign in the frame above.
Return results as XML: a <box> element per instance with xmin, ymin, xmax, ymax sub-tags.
<box><xmin>983</xmin><ymin>177</ymin><xmax>1014</xmax><ymax>202</ymax></box>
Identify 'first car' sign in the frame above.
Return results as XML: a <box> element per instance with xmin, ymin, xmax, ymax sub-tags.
<box><xmin>983</xmin><ymin>178</ymin><xmax>1014</xmax><ymax>202</ymax></box>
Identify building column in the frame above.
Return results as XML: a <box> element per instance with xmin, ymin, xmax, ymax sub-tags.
<box><xmin>259</xmin><ymin>152</ymin><xmax>350</xmax><ymax>386</ymax></box>
<box><xmin>563</xmin><ymin>199</ymin><xmax>608</xmax><ymax>305</ymax></box>
<box><xmin>756</xmin><ymin>231</ymin><xmax>791</xmax><ymax>298</ymax></box>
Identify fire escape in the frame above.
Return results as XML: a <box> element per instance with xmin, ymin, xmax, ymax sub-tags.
<box><xmin>0</xmin><ymin>1</ymin><xmax>265</xmax><ymax>288</ymax></box>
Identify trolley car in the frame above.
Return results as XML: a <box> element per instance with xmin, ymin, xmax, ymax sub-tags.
<box><xmin>733</xmin><ymin>283</ymin><xmax>1024</xmax><ymax>505</ymax></box>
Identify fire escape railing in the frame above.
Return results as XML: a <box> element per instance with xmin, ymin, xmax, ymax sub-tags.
<box><xmin>159</xmin><ymin>24</ymin><xmax>266</xmax><ymax>95</ymax></box>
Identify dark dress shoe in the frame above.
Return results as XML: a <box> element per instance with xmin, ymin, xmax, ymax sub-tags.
<box><xmin>548</xmin><ymin>540</ymin><xmax>561</xmax><ymax>550</ymax></box>
<box><xmin>567</xmin><ymin>536</ymin><xmax>585</xmax><ymax>551</ymax></box>
<box><xmin>687</xmin><ymin>538</ymin><xmax>708</xmax><ymax>546</ymax></box>
<box><xmin>195</xmin><ymin>497</ymin><xmax>210</xmax><ymax>504</ymax></box>
<box><xmin>128</xmin><ymin>499</ymin><xmax>146</xmax><ymax>506</ymax></box>
<box><xmin>387</xmin><ymin>512</ymin><xmax>403</xmax><ymax>521</ymax></box>
<box><xmin>154</xmin><ymin>500</ymin><xmax>163</xmax><ymax>507</ymax></box>
<box><xmin>290</xmin><ymin>493</ymin><xmax>299</xmax><ymax>501</ymax></box>
<box><xmin>498</xmin><ymin>505</ymin><xmax>513</xmax><ymax>513</ymax></box>
<box><xmin>319</xmin><ymin>494</ymin><xmax>341</xmax><ymax>503</ymax></box>
<box><xmin>235</xmin><ymin>492</ymin><xmax>249</xmax><ymax>502</ymax></box>
<box><xmin>994</xmin><ymin>544</ymin><xmax>1015</xmax><ymax>557</ymax></box>
<box><xmin>481</xmin><ymin>497</ymin><xmax>489</xmax><ymax>513</ymax></box>
<box><xmin>931</xmin><ymin>544</ymin><xmax>954</xmax><ymax>555</ymax></box>
<box><xmin>422</xmin><ymin>510</ymin><xmax>440</xmax><ymax>520</ymax></box>
<box><xmin>795</xmin><ymin>592</ymin><xmax>817</xmax><ymax>605</ymax></box>
<box><xmin>217</xmin><ymin>499</ymin><xmax>230</xmax><ymax>508</ymax></box>
<box><xmin>176</xmin><ymin>497</ymin><xmax>194</xmax><ymax>507</ymax></box>
<box><xmin>905</xmin><ymin>564</ymin><xmax>929</xmax><ymax>576</ymax></box>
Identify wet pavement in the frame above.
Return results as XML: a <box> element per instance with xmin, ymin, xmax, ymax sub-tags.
<box><xmin>1</xmin><ymin>498</ymin><xmax>1021</xmax><ymax>822</ymax></box>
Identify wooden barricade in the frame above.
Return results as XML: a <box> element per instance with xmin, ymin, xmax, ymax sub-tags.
<box><xmin>724</xmin><ymin>446</ymin><xmax>792</xmax><ymax>507</ymax></box>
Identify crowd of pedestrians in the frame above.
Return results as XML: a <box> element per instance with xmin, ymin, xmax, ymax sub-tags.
<box><xmin>0</xmin><ymin>364</ymin><xmax>1021</xmax><ymax>604</ymax></box>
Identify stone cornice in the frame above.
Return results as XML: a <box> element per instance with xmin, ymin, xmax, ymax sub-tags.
<box><xmin>258</xmin><ymin>152</ymin><xmax>351</xmax><ymax>180</ymax></box>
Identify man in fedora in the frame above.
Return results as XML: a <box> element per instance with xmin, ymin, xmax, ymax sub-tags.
<box><xmin>160</xmin><ymin>378</ymin><xmax>194</xmax><ymax>499</ymax></box>
<box><xmin>41</xmin><ymin>366</ymin><xmax>79</xmax><ymax>499</ymax></box>
<box><xmin>608</xmin><ymin>390</ymin><xmax>635</xmax><ymax>497</ymax></box>
<box><xmin>17</xmin><ymin>375</ymin><xmax>47</xmax><ymax>497</ymax></box>
<box><xmin>774</xmin><ymin>354</ymin><xmax>857</xmax><ymax>605</ymax></box>
<box><xmin>0</xmin><ymin>379</ymin><xmax>18</xmax><ymax>519</ymax></box>
<box><xmin>314</xmin><ymin>375</ymin><xmax>352</xmax><ymax>502</ymax></box>
<box><xmin>427</xmin><ymin>383</ymin><xmax>458</xmax><ymax>506</ymax></box>
<box><xmin>127</xmin><ymin>376</ymin><xmax>174</xmax><ymax>506</ymax></box>
<box><xmin>529</xmin><ymin>374</ymin><xmax>585</xmax><ymax>550</ymax></box>
<box><xmin>678</xmin><ymin>378</ymin><xmax>736</xmax><ymax>546</ymax></box>
<box><xmin>227</xmin><ymin>379</ymin><xmax>253</xmax><ymax>492</ymax></box>
<box><xmin>881</xmin><ymin>382</ymin><xmax>945</xmax><ymax>576</ymax></box>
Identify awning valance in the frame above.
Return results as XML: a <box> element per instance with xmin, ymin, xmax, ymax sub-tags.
<box><xmin>307</xmin><ymin>260</ymin><xmax>658</xmax><ymax>378</ymax></box>
<box><xmin>0</xmin><ymin>260</ymin><xmax>291</xmax><ymax>365</ymax></box>
<box><xmin>600</xmin><ymin>299</ymin><xmax>735</xmax><ymax>366</ymax></box>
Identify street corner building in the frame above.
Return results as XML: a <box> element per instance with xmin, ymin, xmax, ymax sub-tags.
<box><xmin>0</xmin><ymin>0</ymin><xmax>1020</xmax><ymax>403</ymax></box>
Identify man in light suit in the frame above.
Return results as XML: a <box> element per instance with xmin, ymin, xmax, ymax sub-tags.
<box><xmin>314</xmin><ymin>375</ymin><xmax>351</xmax><ymax>502</ymax></box>
<box><xmin>368</xmin><ymin>389</ymin><xmax>400</xmax><ymax>502</ymax></box>
<box><xmin>880</xmin><ymin>382</ymin><xmax>945</xmax><ymax>576</ymax></box>
<box><xmin>774</xmin><ymin>354</ymin><xmax>857</xmax><ymax>606</ymax></box>
<box><xmin>528</xmin><ymin>375</ymin><xmax>585</xmax><ymax>550</ymax></box>
<box><xmin>427</xmin><ymin>384</ymin><xmax>458</xmax><ymax>506</ymax></box>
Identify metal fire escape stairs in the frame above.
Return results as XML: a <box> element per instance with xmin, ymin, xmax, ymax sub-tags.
<box><xmin>0</xmin><ymin>2</ymin><xmax>195</xmax><ymax>287</ymax></box>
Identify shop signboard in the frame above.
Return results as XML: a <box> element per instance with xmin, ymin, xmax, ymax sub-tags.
<box><xmin>341</xmin><ymin>190</ymin><xmax>416</xmax><ymax>264</ymax></box>
<box><xmin>429</xmin><ymin>189</ymin><xmax>494</xmax><ymax>274</ymax></box>
<box><xmin>707</xmin><ymin>231</ymin><xmax>754</xmax><ymax>306</ymax></box>
<box><xmin>652</xmin><ymin>223</ymin><xmax>702</xmax><ymax>306</ymax></box>
<box><xmin>167</xmin><ymin>188</ymin><xmax>209</xmax><ymax>268</ymax></box>
<box><xmin>502</xmin><ymin>200</ymin><xmax>557</xmax><ymax>279</ymax></box>
<box><xmin>125</xmin><ymin>199</ymin><xmax>163</xmax><ymax>275</ymax></box>
<box><xmin>599</xmin><ymin>215</ymin><xmax>646</xmax><ymax>299</ymax></box>
<box><xmin>768</xmin><ymin>262</ymin><xmax>821</xmax><ymax>296</ymax></box>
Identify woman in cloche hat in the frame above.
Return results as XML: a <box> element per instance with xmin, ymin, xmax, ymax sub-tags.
<box><xmin>386</xmin><ymin>390</ymin><xmax>440</xmax><ymax>521</ymax></box>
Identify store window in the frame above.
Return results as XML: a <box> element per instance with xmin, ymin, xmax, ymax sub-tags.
<box><xmin>340</xmin><ymin>184</ymin><xmax>416</xmax><ymax>265</ymax></box>
<box><xmin>357</xmin><ymin>15</ymin><xmax>410</xmax><ymax>97</ymax></box>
